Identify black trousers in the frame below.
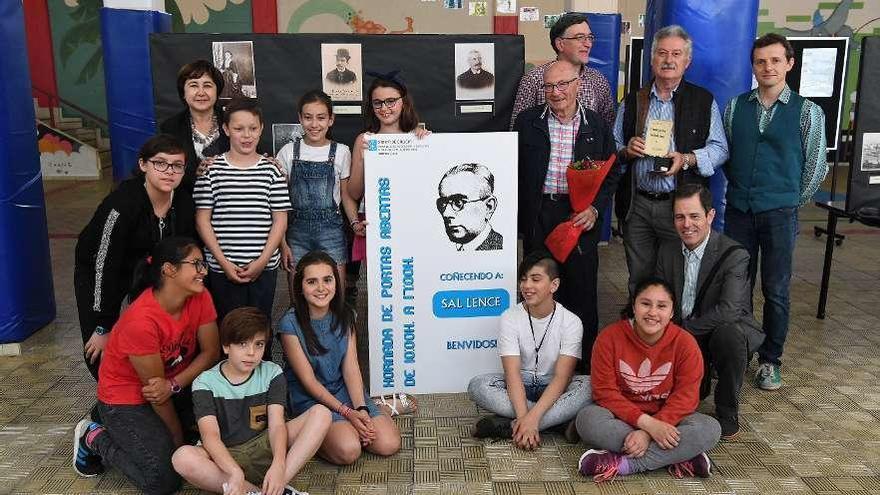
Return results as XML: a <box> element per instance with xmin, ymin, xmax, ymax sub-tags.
<box><xmin>524</xmin><ymin>198</ymin><xmax>600</xmax><ymax>374</ymax></box>
<box><xmin>74</xmin><ymin>266</ymin><xmax>109</xmax><ymax>380</ymax></box>
<box><xmin>208</xmin><ymin>268</ymin><xmax>278</xmax><ymax>358</ymax></box>
<box><xmin>693</xmin><ymin>322</ymin><xmax>749</xmax><ymax>421</ymax></box>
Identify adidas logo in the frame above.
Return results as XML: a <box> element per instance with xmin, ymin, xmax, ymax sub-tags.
<box><xmin>619</xmin><ymin>358</ymin><xmax>671</xmax><ymax>394</ymax></box>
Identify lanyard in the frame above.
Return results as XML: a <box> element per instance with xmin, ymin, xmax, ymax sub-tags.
<box><xmin>526</xmin><ymin>302</ymin><xmax>556</xmax><ymax>372</ymax></box>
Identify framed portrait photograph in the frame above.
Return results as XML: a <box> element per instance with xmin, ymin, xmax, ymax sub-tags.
<box><xmin>212</xmin><ymin>41</ymin><xmax>257</xmax><ymax>100</ymax></box>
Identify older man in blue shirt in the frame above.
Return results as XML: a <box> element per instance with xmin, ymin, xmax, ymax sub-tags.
<box><xmin>614</xmin><ymin>25</ymin><xmax>728</xmax><ymax>294</ymax></box>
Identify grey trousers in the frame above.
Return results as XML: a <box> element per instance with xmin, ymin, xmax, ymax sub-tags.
<box><xmin>623</xmin><ymin>194</ymin><xmax>679</xmax><ymax>294</ymax></box>
<box><xmin>468</xmin><ymin>372</ymin><xmax>592</xmax><ymax>430</ymax></box>
<box><xmin>575</xmin><ymin>404</ymin><xmax>721</xmax><ymax>473</ymax></box>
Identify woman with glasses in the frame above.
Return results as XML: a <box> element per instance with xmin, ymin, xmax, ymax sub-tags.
<box><xmin>74</xmin><ymin>134</ymin><xmax>197</xmax><ymax>379</ymax></box>
<box><xmin>159</xmin><ymin>60</ymin><xmax>230</xmax><ymax>195</ymax></box>
<box><xmin>72</xmin><ymin>236</ymin><xmax>220</xmax><ymax>494</ymax></box>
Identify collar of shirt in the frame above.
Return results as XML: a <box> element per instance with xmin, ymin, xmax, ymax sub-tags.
<box><xmin>681</xmin><ymin>230</ymin><xmax>711</xmax><ymax>262</ymax></box>
<box><xmin>651</xmin><ymin>82</ymin><xmax>681</xmax><ymax>102</ymax></box>
<box><xmin>540</xmin><ymin>102</ymin><xmax>586</xmax><ymax>124</ymax></box>
<box><xmin>455</xmin><ymin>223</ymin><xmax>493</xmax><ymax>252</ymax></box>
<box><xmin>748</xmin><ymin>84</ymin><xmax>792</xmax><ymax>105</ymax></box>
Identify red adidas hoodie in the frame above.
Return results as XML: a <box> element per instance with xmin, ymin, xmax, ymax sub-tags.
<box><xmin>591</xmin><ymin>319</ymin><xmax>703</xmax><ymax>427</ymax></box>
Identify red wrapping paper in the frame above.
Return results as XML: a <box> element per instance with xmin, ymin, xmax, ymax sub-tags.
<box><xmin>544</xmin><ymin>154</ymin><xmax>617</xmax><ymax>262</ymax></box>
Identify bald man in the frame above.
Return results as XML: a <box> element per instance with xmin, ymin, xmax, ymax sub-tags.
<box><xmin>514</xmin><ymin>61</ymin><xmax>623</xmax><ymax>373</ymax></box>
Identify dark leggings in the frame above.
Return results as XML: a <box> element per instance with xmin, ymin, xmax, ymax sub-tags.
<box><xmin>93</xmin><ymin>393</ymin><xmax>193</xmax><ymax>495</ymax></box>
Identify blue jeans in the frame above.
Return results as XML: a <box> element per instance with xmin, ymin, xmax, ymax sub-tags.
<box><xmin>724</xmin><ymin>206</ymin><xmax>798</xmax><ymax>366</ymax></box>
<box><xmin>467</xmin><ymin>371</ymin><xmax>592</xmax><ymax>430</ymax></box>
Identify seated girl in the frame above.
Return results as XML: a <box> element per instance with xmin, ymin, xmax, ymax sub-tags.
<box><xmin>468</xmin><ymin>251</ymin><xmax>590</xmax><ymax>450</ymax></box>
<box><xmin>279</xmin><ymin>251</ymin><xmax>414</xmax><ymax>465</ymax></box>
<box><xmin>72</xmin><ymin>236</ymin><xmax>220</xmax><ymax>494</ymax></box>
<box><xmin>575</xmin><ymin>277</ymin><xmax>721</xmax><ymax>482</ymax></box>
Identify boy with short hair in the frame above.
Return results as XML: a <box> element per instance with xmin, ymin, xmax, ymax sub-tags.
<box><xmin>172</xmin><ymin>307</ymin><xmax>331</xmax><ymax>495</ymax></box>
<box><xmin>467</xmin><ymin>251</ymin><xmax>591</xmax><ymax>450</ymax></box>
<box><xmin>194</xmin><ymin>98</ymin><xmax>291</xmax><ymax>353</ymax></box>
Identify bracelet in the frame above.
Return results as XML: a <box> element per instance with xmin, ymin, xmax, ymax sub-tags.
<box><xmin>336</xmin><ymin>403</ymin><xmax>354</xmax><ymax>418</ymax></box>
<box><xmin>350</xmin><ymin>219</ymin><xmax>360</xmax><ymax>227</ymax></box>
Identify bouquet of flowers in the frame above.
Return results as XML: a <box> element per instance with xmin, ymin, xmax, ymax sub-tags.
<box><xmin>544</xmin><ymin>154</ymin><xmax>617</xmax><ymax>262</ymax></box>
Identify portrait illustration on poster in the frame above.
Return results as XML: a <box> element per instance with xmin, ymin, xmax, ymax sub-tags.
<box><xmin>364</xmin><ymin>132</ymin><xmax>518</xmax><ymax>394</ymax></box>
<box><xmin>211</xmin><ymin>41</ymin><xmax>257</xmax><ymax>100</ymax></box>
<box><xmin>860</xmin><ymin>132</ymin><xmax>880</xmax><ymax>172</ymax></box>
<box><xmin>455</xmin><ymin>43</ymin><xmax>496</xmax><ymax>101</ymax></box>
<box><xmin>437</xmin><ymin>163</ymin><xmax>503</xmax><ymax>251</ymax></box>
<box><xmin>272</xmin><ymin>123</ymin><xmax>303</xmax><ymax>156</ymax></box>
<box><xmin>322</xmin><ymin>43</ymin><xmax>363</xmax><ymax>101</ymax></box>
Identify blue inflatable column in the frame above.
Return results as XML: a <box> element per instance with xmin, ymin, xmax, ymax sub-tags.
<box><xmin>644</xmin><ymin>0</ymin><xmax>758</xmax><ymax>228</ymax></box>
<box><xmin>0</xmin><ymin>2</ymin><xmax>56</xmax><ymax>343</ymax></box>
<box><xmin>583</xmin><ymin>13</ymin><xmax>622</xmax><ymax>242</ymax></box>
<box><xmin>101</xmin><ymin>4</ymin><xmax>171</xmax><ymax>181</ymax></box>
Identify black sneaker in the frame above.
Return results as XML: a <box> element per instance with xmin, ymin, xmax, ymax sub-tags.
<box><xmin>719</xmin><ymin>415</ymin><xmax>740</xmax><ymax>440</ymax></box>
<box><xmin>472</xmin><ymin>415</ymin><xmax>513</xmax><ymax>438</ymax></box>
<box><xmin>72</xmin><ymin>419</ymin><xmax>104</xmax><ymax>477</ymax></box>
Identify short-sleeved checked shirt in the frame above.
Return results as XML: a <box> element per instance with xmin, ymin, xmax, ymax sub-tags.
<box><xmin>510</xmin><ymin>61</ymin><xmax>615</xmax><ymax>129</ymax></box>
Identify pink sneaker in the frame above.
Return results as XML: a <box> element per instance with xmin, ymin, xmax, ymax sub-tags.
<box><xmin>668</xmin><ymin>452</ymin><xmax>712</xmax><ymax>478</ymax></box>
<box><xmin>578</xmin><ymin>449</ymin><xmax>623</xmax><ymax>482</ymax></box>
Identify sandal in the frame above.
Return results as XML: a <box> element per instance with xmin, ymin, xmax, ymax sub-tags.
<box><xmin>372</xmin><ymin>392</ymin><xmax>418</xmax><ymax>416</ymax></box>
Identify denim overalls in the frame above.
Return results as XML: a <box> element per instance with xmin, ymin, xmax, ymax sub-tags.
<box><xmin>286</xmin><ymin>138</ymin><xmax>348</xmax><ymax>265</ymax></box>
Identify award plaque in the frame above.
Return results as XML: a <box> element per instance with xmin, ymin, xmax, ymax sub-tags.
<box><xmin>645</xmin><ymin>119</ymin><xmax>673</xmax><ymax>173</ymax></box>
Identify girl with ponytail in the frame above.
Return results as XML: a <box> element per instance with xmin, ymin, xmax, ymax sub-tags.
<box><xmin>72</xmin><ymin>236</ymin><xmax>220</xmax><ymax>495</ymax></box>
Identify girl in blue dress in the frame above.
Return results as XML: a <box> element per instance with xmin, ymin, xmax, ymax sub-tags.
<box><xmin>278</xmin><ymin>251</ymin><xmax>402</xmax><ymax>465</ymax></box>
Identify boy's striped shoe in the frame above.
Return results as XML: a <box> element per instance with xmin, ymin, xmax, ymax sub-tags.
<box><xmin>72</xmin><ymin>419</ymin><xmax>104</xmax><ymax>477</ymax></box>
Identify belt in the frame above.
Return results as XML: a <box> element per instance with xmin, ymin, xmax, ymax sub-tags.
<box><xmin>636</xmin><ymin>189</ymin><xmax>672</xmax><ymax>201</ymax></box>
<box><xmin>542</xmin><ymin>193</ymin><xmax>569</xmax><ymax>202</ymax></box>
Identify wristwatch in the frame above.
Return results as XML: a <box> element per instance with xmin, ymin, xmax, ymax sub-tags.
<box><xmin>169</xmin><ymin>377</ymin><xmax>181</xmax><ymax>394</ymax></box>
<box><xmin>355</xmin><ymin>405</ymin><xmax>370</xmax><ymax>413</ymax></box>
<box><xmin>94</xmin><ymin>325</ymin><xmax>110</xmax><ymax>336</ymax></box>
<box><xmin>682</xmin><ymin>153</ymin><xmax>692</xmax><ymax>171</ymax></box>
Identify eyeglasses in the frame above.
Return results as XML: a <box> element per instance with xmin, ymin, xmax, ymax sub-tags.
<box><xmin>541</xmin><ymin>77</ymin><xmax>578</xmax><ymax>93</ymax></box>
<box><xmin>148</xmin><ymin>159</ymin><xmax>186</xmax><ymax>174</ymax></box>
<box><xmin>560</xmin><ymin>33</ymin><xmax>596</xmax><ymax>44</ymax></box>
<box><xmin>436</xmin><ymin>194</ymin><xmax>490</xmax><ymax>213</ymax></box>
<box><xmin>371</xmin><ymin>97</ymin><xmax>402</xmax><ymax>110</ymax></box>
<box><xmin>180</xmin><ymin>259</ymin><xmax>209</xmax><ymax>273</ymax></box>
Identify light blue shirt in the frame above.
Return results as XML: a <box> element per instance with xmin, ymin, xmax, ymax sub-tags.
<box><xmin>681</xmin><ymin>231</ymin><xmax>711</xmax><ymax>318</ymax></box>
<box><xmin>613</xmin><ymin>83</ymin><xmax>729</xmax><ymax>193</ymax></box>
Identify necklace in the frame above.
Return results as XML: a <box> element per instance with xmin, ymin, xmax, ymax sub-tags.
<box><xmin>526</xmin><ymin>302</ymin><xmax>556</xmax><ymax>372</ymax></box>
<box><xmin>191</xmin><ymin>113</ymin><xmax>219</xmax><ymax>147</ymax></box>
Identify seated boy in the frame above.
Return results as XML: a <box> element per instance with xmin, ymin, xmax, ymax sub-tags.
<box><xmin>172</xmin><ymin>307</ymin><xmax>331</xmax><ymax>495</ymax></box>
<box><xmin>467</xmin><ymin>251</ymin><xmax>592</xmax><ymax>450</ymax></box>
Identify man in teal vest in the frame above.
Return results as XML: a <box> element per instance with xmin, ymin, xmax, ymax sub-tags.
<box><xmin>723</xmin><ymin>33</ymin><xmax>827</xmax><ymax>391</ymax></box>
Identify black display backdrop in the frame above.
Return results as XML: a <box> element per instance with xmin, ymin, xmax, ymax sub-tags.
<box><xmin>150</xmin><ymin>33</ymin><xmax>524</xmax><ymax>151</ymax></box>
<box><xmin>626</xmin><ymin>36</ymin><xmax>848</xmax><ymax>151</ymax></box>
<box><xmin>847</xmin><ymin>36</ymin><xmax>880</xmax><ymax>213</ymax></box>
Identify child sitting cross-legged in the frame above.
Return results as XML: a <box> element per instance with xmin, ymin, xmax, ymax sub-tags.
<box><xmin>467</xmin><ymin>251</ymin><xmax>591</xmax><ymax>450</ymax></box>
<box><xmin>172</xmin><ymin>307</ymin><xmax>331</xmax><ymax>495</ymax></box>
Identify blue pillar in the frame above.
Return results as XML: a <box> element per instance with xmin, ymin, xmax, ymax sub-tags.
<box><xmin>0</xmin><ymin>2</ymin><xmax>56</xmax><ymax>342</ymax></box>
<box><xmin>101</xmin><ymin>7</ymin><xmax>171</xmax><ymax>181</ymax></box>
<box><xmin>644</xmin><ymin>0</ymin><xmax>758</xmax><ymax>228</ymax></box>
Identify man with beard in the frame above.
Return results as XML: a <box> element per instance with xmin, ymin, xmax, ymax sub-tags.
<box><xmin>457</xmin><ymin>49</ymin><xmax>495</xmax><ymax>89</ymax></box>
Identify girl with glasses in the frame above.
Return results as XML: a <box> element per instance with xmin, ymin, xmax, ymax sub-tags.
<box><xmin>72</xmin><ymin>236</ymin><xmax>221</xmax><ymax>494</ymax></box>
<box><xmin>74</xmin><ymin>134</ymin><xmax>197</xmax><ymax>380</ymax></box>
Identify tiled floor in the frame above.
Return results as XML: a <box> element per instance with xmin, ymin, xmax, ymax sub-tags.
<box><xmin>2</xmin><ymin>174</ymin><xmax>879</xmax><ymax>494</ymax></box>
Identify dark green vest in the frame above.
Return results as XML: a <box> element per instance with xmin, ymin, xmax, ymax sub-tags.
<box><xmin>725</xmin><ymin>92</ymin><xmax>804</xmax><ymax>213</ymax></box>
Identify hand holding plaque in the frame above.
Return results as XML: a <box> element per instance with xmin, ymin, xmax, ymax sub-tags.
<box><xmin>645</xmin><ymin>119</ymin><xmax>673</xmax><ymax>173</ymax></box>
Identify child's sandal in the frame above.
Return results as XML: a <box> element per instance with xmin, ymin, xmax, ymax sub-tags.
<box><xmin>372</xmin><ymin>392</ymin><xmax>418</xmax><ymax>416</ymax></box>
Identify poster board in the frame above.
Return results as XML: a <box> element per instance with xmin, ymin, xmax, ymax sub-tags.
<box><xmin>847</xmin><ymin>36</ymin><xmax>880</xmax><ymax>213</ymax></box>
<box><xmin>150</xmin><ymin>34</ymin><xmax>524</xmax><ymax>152</ymax></box>
<box><xmin>625</xmin><ymin>36</ymin><xmax>848</xmax><ymax>151</ymax></box>
<box><xmin>363</xmin><ymin>133</ymin><xmax>517</xmax><ymax>394</ymax></box>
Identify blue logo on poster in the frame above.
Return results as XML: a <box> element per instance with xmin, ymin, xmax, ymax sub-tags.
<box><xmin>367</xmin><ymin>139</ymin><xmax>378</xmax><ymax>151</ymax></box>
<box><xmin>432</xmin><ymin>289</ymin><xmax>509</xmax><ymax>318</ymax></box>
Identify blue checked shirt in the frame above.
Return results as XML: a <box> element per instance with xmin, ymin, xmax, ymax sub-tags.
<box><xmin>613</xmin><ymin>84</ymin><xmax>729</xmax><ymax>193</ymax></box>
<box><xmin>681</xmin><ymin>231</ymin><xmax>711</xmax><ymax>318</ymax></box>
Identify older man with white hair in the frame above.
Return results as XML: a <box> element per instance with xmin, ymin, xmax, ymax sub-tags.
<box><xmin>614</xmin><ymin>24</ymin><xmax>729</xmax><ymax>295</ymax></box>
<box><xmin>514</xmin><ymin>60</ymin><xmax>622</xmax><ymax>373</ymax></box>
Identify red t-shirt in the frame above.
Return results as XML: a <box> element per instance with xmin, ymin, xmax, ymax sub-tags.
<box><xmin>590</xmin><ymin>319</ymin><xmax>703</xmax><ymax>427</ymax></box>
<box><xmin>97</xmin><ymin>288</ymin><xmax>217</xmax><ymax>405</ymax></box>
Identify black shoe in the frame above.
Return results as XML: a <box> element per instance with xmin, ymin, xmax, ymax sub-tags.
<box><xmin>719</xmin><ymin>415</ymin><xmax>740</xmax><ymax>440</ymax></box>
<box><xmin>472</xmin><ymin>415</ymin><xmax>513</xmax><ymax>438</ymax></box>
